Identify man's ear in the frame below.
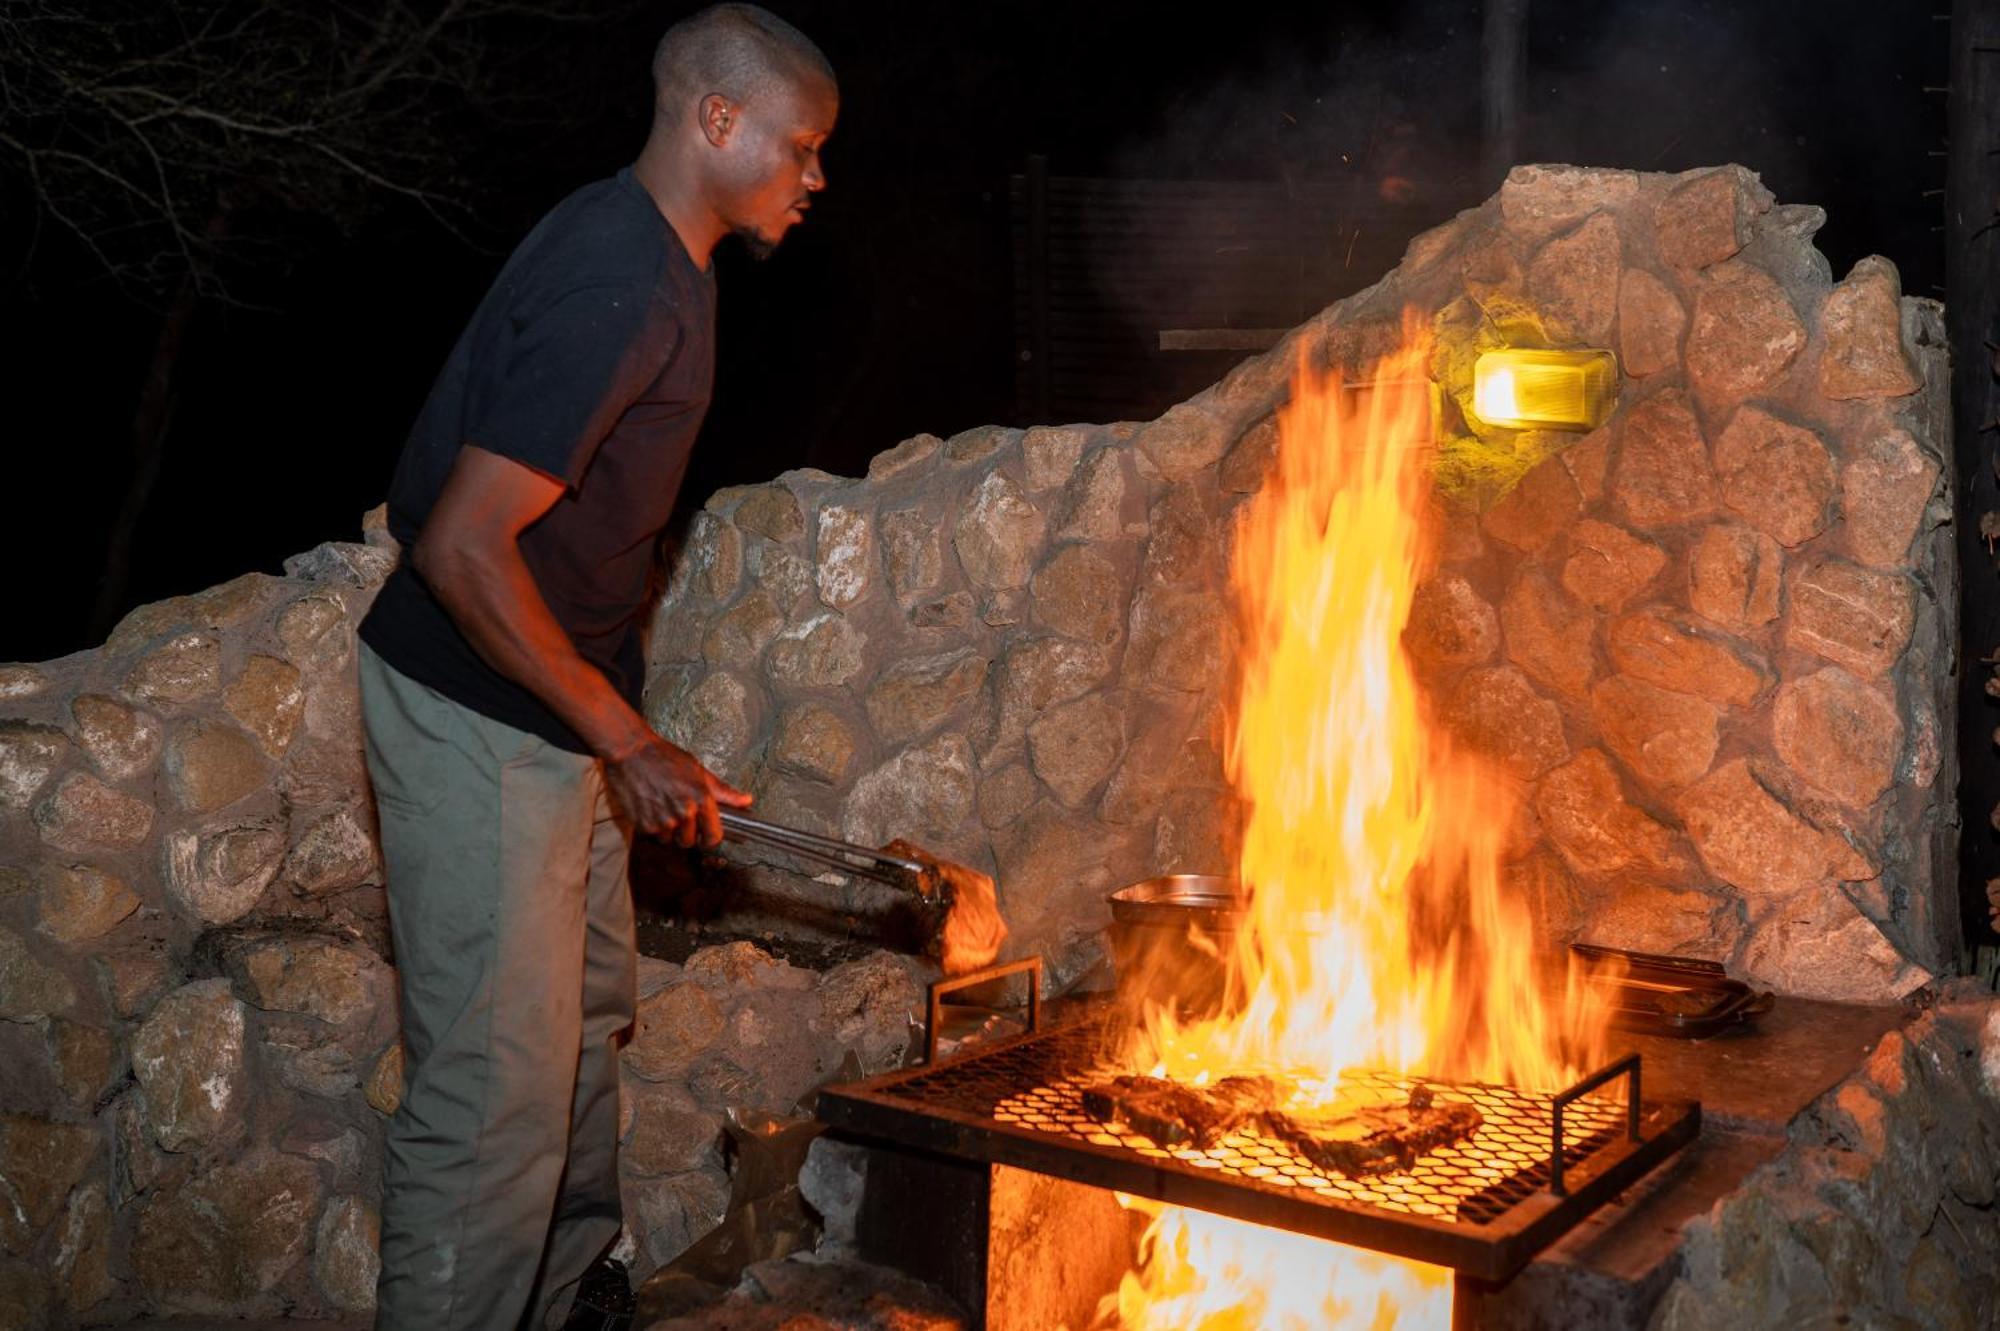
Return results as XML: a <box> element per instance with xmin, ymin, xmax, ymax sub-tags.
<box><xmin>698</xmin><ymin>93</ymin><xmax>735</xmax><ymax>147</ymax></box>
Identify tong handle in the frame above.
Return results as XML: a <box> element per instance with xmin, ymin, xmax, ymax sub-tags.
<box><xmin>718</xmin><ymin>810</ymin><xmax>928</xmax><ymax>888</ymax></box>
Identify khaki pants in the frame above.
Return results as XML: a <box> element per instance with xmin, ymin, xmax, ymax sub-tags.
<box><xmin>359</xmin><ymin>645</ymin><xmax>635</xmax><ymax>1331</ymax></box>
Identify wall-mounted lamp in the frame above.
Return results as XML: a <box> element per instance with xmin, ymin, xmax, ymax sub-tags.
<box><xmin>1470</xmin><ymin>348</ymin><xmax>1618</xmax><ymax>432</ymax></box>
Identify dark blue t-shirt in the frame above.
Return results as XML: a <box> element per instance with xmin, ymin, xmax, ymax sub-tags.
<box><xmin>360</xmin><ymin>168</ymin><xmax>716</xmax><ymax>752</ymax></box>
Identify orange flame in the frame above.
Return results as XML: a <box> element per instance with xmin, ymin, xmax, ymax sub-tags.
<box><xmin>1103</xmin><ymin>316</ymin><xmax>1609</xmax><ymax>1328</ymax></box>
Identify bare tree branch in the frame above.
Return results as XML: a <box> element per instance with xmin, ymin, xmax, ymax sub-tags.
<box><xmin>0</xmin><ymin>0</ymin><xmax>595</xmax><ymax>303</ymax></box>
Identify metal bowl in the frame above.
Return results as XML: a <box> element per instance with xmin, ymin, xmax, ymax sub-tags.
<box><xmin>1105</xmin><ymin>873</ymin><xmax>1246</xmax><ymax>932</ymax></box>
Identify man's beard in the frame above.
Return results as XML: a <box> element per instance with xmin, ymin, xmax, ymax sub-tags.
<box><xmin>732</xmin><ymin>224</ymin><xmax>778</xmax><ymax>261</ymax></box>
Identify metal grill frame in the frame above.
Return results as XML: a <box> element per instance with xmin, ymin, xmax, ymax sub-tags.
<box><xmin>818</xmin><ymin>1012</ymin><xmax>1700</xmax><ymax>1282</ymax></box>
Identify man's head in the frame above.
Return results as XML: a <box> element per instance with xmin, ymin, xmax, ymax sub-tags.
<box><xmin>652</xmin><ymin>5</ymin><xmax>837</xmax><ymax>259</ymax></box>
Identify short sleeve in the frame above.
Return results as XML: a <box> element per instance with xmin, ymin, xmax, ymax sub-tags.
<box><xmin>467</xmin><ymin>282</ymin><xmax>681</xmax><ymax>488</ymax></box>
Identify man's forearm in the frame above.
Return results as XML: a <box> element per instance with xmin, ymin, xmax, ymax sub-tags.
<box><xmin>415</xmin><ymin>537</ymin><xmax>654</xmax><ymax>760</ymax></box>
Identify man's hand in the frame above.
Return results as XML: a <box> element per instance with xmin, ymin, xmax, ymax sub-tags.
<box><xmin>603</xmin><ymin>734</ymin><xmax>752</xmax><ymax>847</ymax></box>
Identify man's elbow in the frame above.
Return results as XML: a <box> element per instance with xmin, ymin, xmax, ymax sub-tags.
<box><xmin>410</xmin><ymin>525</ymin><xmax>494</xmax><ymax>605</ymax></box>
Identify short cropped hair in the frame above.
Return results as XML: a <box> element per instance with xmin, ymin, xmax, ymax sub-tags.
<box><xmin>652</xmin><ymin>4</ymin><xmax>835</xmax><ymax>115</ymax></box>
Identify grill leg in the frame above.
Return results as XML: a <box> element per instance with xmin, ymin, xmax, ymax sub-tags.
<box><xmin>1452</xmin><ymin>1273</ymin><xmax>1489</xmax><ymax>1331</ymax></box>
<box><xmin>856</xmin><ymin>1145</ymin><xmax>992</xmax><ymax>1323</ymax></box>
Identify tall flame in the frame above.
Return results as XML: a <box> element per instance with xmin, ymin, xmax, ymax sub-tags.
<box><xmin>1103</xmin><ymin>316</ymin><xmax>1608</xmax><ymax>1329</ymax></box>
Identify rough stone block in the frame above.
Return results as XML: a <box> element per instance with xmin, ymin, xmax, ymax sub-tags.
<box><xmin>132</xmin><ymin>1150</ymin><xmax>321</xmax><ymax>1314</ymax></box>
<box><xmin>767</xmin><ymin>614</ymin><xmax>866</xmax><ymax>689</ymax></box>
<box><xmin>864</xmin><ymin>650</ymin><xmax>986</xmax><ymax>746</ymax></box>
<box><xmin>1688</xmin><ymin>525</ymin><xmax>1783</xmax><ymax>630</ymax></box>
<box><xmin>1442</xmin><ymin>666</ymin><xmax>1570</xmax><ymax>780</ymax></box>
<box><xmin>1499</xmin><ymin>164</ymin><xmax>1639</xmax><ymax>244</ymax></box>
<box><xmin>1617</xmin><ymin>269</ymin><xmax>1688</xmax><ymax>376</ymax></box>
<box><xmin>861</xmin><ymin>433</ymin><xmax>936</xmax><ymax>483</ymax></box>
<box><xmin>1482</xmin><ymin>456</ymin><xmax>1582</xmax><ymax>553</ymax></box>
<box><xmin>1685</xmin><ymin>262</ymin><xmax>1806</xmax><ymax>409</ymax></box>
<box><xmin>625</xmin><ymin>982</ymin><xmax>726</xmax><ymax>1084</ymax></box>
<box><xmin>1583</xmin><ymin>882</ymin><xmax>1732</xmax><ymax>958</ymax></box>
<box><xmin>1655</xmin><ymin>168</ymin><xmax>1765</xmax><ymax>270</ymax></box>
<box><xmin>1772</xmin><ymin>668</ymin><xmax>1903</xmax><ymax>809</ymax></box>
<box><xmin>221</xmin><ymin>655</ymin><xmax>304</xmax><ymax>757</ymax></box>
<box><xmin>1135</xmin><ymin>402</ymin><xmax>1226</xmax><ymax>480</ymax></box>
<box><xmin>1027</xmin><ymin>694</ymin><xmax>1125</xmax><ymax>809</ymax></box>
<box><xmin>1405</xmin><ymin>574</ymin><xmax>1500</xmax><ymax>668</ymax></box>
<box><xmin>623</xmin><ymin>1079</ymin><xmax>719</xmax><ymax>1176</ymax></box>
<box><xmin>1534</xmin><ymin>749</ymin><xmax>1686</xmax><ymax>877</ymax></box>
<box><xmin>733</xmin><ymin>485</ymin><xmax>806</xmax><ymax>541</ymax></box>
<box><xmin>1785</xmin><ymin>560</ymin><xmax>1915</xmax><ymax>675</ymax></box>
<box><xmin>36</xmin><ymin>863</ymin><xmax>139</xmax><ymax>945</ymax></box>
<box><xmin>1502</xmin><ymin>570</ymin><xmax>1597</xmax><ymax>699</ymax></box>
<box><xmin>1818</xmin><ymin>256</ymin><xmax>1921</xmax><ymax>400</ymax></box>
<box><xmin>1561</xmin><ymin>519</ymin><xmax>1666</xmax><ymax>613</ymax></box>
<box><xmin>312</xmin><ymin>1195</ymin><xmax>380</xmax><ymax>1314</ymax></box>
<box><xmin>1590</xmin><ymin>675</ymin><xmax>1719</xmax><ymax>791</ymax></box>
<box><xmin>34</xmin><ymin>772</ymin><xmax>152</xmax><ymax>852</ymax></box>
<box><xmin>70</xmin><ymin>692</ymin><xmax>161</xmax><ymax>782</ymax></box>
<box><xmin>815</xmin><ymin>504</ymin><xmax>874</xmax><ymax>609</ymax></box>
<box><xmin>166</xmin><ymin>719</ymin><xmax>268</xmax><ymax>813</ymax></box>
<box><xmin>1055</xmin><ymin>447</ymin><xmax>1127</xmax><ymax>540</ymax></box>
<box><xmin>880</xmin><ymin>508</ymin><xmax>942</xmax><ymax>603</ymax></box>
<box><xmin>1125</xmin><ymin>589</ymin><xmax>1229</xmax><ymax>695</ymax></box>
<box><xmin>1527</xmin><ymin>212</ymin><xmax>1622</xmax><ymax>344</ymax></box>
<box><xmin>1611</xmin><ymin>389</ymin><xmax>1717</xmax><ymax>528</ymax></box>
<box><xmin>1607</xmin><ymin>609</ymin><xmax>1768</xmax><ymax>708</ymax></box>
<box><xmin>954</xmin><ymin>471</ymin><xmax>1044</xmax><ymax>590</ymax></box>
<box><xmin>1021</xmin><ymin>425</ymin><xmax>1089</xmax><ymax>492</ymax></box>
<box><xmin>839</xmin><ymin>733</ymin><xmax>975</xmax><ymax>853</ymax></box>
<box><xmin>131</xmin><ymin>978</ymin><xmax>248</xmax><ymax>1152</ymax></box>
<box><xmin>1840</xmin><ymin>426</ymin><xmax>1938</xmax><ymax>568</ymax></box>
<box><xmin>771</xmin><ymin>704</ymin><xmax>856</xmax><ymax>785</ymax></box>
<box><xmin>701</xmin><ymin>589</ymin><xmax>782</xmax><ymax>668</ymax></box>
<box><xmin>991</xmin><ymin>639</ymin><xmax>1112</xmax><ymax>760</ymax></box>
<box><xmin>163</xmin><ymin>823</ymin><xmax>284</xmax><ymax>924</ymax></box>
<box><xmin>1713</xmin><ymin>406</ymin><xmax>1835</xmax><ymax>547</ymax></box>
<box><xmin>124</xmin><ymin>633</ymin><xmax>222</xmax><ymax>706</ymax></box>
<box><xmin>1030</xmin><ymin>544</ymin><xmax>1124</xmax><ymax>645</ymax></box>
<box><xmin>1736</xmin><ymin>882</ymin><xmax>1929</xmax><ymax>1003</ymax></box>
<box><xmin>1676</xmin><ymin>759</ymin><xmax>1873</xmax><ymax>900</ymax></box>
<box><xmin>0</xmin><ymin>1114</ymin><xmax>98</xmax><ymax>1255</ymax></box>
<box><xmin>283</xmin><ymin>804</ymin><xmax>379</xmax><ymax>896</ymax></box>
<box><xmin>0</xmin><ymin>723</ymin><xmax>69</xmax><ymax>808</ymax></box>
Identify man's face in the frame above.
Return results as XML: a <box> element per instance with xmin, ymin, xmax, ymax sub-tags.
<box><xmin>711</xmin><ymin>73</ymin><xmax>837</xmax><ymax>259</ymax></box>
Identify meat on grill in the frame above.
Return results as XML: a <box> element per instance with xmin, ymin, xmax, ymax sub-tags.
<box><xmin>1081</xmin><ymin>1074</ymin><xmax>1483</xmax><ymax>1176</ymax></box>
<box><xmin>1259</xmin><ymin>1096</ymin><xmax>1485</xmax><ymax>1177</ymax></box>
<box><xmin>1080</xmin><ymin>1074</ymin><xmax>1278</xmax><ymax>1149</ymax></box>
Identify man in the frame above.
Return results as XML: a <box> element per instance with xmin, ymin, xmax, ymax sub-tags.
<box><xmin>354</xmin><ymin>8</ymin><xmax>837</xmax><ymax>1328</ymax></box>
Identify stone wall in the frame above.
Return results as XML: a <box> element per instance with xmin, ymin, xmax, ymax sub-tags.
<box><xmin>647</xmin><ymin>163</ymin><xmax>1957</xmax><ymax>1005</ymax></box>
<box><xmin>0</xmin><ymin>528</ymin><xmax>923</xmax><ymax>1328</ymax></box>
<box><xmin>1649</xmin><ymin>985</ymin><xmax>2000</xmax><ymax>1330</ymax></box>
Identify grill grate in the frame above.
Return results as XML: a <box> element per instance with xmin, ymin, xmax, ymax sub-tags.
<box><xmin>993</xmin><ymin>1069</ymin><xmax>1621</xmax><ymax>1225</ymax></box>
<box><xmin>819</xmin><ymin>1010</ymin><xmax>1701</xmax><ymax>1280</ymax></box>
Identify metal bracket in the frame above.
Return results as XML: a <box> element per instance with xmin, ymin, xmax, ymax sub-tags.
<box><xmin>924</xmin><ymin>956</ymin><xmax>1043</xmax><ymax>1064</ymax></box>
<box><xmin>1549</xmin><ymin>1053</ymin><xmax>1642</xmax><ymax>1197</ymax></box>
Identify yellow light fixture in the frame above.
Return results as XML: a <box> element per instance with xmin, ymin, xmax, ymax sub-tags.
<box><xmin>1471</xmin><ymin>348</ymin><xmax>1618</xmax><ymax>432</ymax></box>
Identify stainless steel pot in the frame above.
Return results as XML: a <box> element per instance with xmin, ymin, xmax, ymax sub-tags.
<box><xmin>1105</xmin><ymin>873</ymin><xmax>1246</xmax><ymax>1015</ymax></box>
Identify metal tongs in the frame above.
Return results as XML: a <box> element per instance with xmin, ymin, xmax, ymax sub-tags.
<box><xmin>719</xmin><ymin>810</ymin><xmax>932</xmax><ymax>897</ymax></box>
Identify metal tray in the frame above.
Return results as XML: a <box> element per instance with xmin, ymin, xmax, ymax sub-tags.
<box><xmin>1571</xmin><ymin>943</ymin><xmax>1774</xmax><ymax>1038</ymax></box>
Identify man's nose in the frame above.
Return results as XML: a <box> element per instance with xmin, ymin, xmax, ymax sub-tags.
<box><xmin>804</xmin><ymin>159</ymin><xmax>827</xmax><ymax>193</ymax></box>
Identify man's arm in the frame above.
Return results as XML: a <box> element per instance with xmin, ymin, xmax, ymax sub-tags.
<box><xmin>410</xmin><ymin>444</ymin><xmax>750</xmax><ymax>846</ymax></box>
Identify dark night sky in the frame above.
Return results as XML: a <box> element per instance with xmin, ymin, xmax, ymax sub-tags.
<box><xmin>1</xmin><ymin>0</ymin><xmax>1946</xmax><ymax>664</ymax></box>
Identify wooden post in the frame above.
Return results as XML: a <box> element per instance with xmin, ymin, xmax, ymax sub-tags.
<box><xmin>1481</xmin><ymin>0</ymin><xmax>1529</xmax><ymax>192</ymax></box>
<box><xmin>1947</xmin><ymin>0</ymin><xmax>2000</xmax><ymax>959</ymax></box>
<box><xmin>1025</xmin><ymin>154</ymin><xmax>1052</xmax><ymax>425</ymax></box>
